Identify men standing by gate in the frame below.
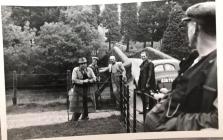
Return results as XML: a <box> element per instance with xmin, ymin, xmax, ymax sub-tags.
<box><xmin>100</xmin><ymin>55</ymin><xmax>127</xmax><ymax>105</ymax></box>
<box><xmin>70</xmin><ymin>57</ymin><xmax>96</xmax><ymax>121</ymax></box>
<box><xmin>137</xmin><ymin>51</ymin><xmax>156</xmax><ymax>114</ymax></box>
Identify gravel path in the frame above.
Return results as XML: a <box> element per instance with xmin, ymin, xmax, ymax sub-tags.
<box><xmin>7</xmin><ymin>110</ymin><xmax>120</xmax><ymax>129</ymax></box>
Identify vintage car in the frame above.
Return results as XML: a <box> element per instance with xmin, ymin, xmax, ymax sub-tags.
<box><xmin>153</xmin><ymin>59</ymin><xmax>180</xmax><ymax>90</ymax></box>
<box><xmin>130</xmin><ymin>58</ymin><xmax>180</xmax><ymax>91</ymax></box>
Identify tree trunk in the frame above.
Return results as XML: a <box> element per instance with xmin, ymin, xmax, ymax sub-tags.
<box><xmin>143</xmin><ymin>41</ymin><xmax>146</xmax><ymax>48</ymax></box>
<box><xmin>151</xmin><ymin>40</ymin><xmax>153</xmax><ymax>48</ymax></box>
<box><xmin>126</xmin><ymin>38</ymin><xmax>130</xmax><ymax>52</ymax></box>
<box><xmin>109</xmin><ymin>40</ymin><xmax>111</xmax><ymax>51</ymax></box>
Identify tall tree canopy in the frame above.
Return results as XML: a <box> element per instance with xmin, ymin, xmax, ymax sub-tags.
<box><xmin>120</xmin><ymin>2</ymin><xmax>137</xmax><ymax>52</ymax></box>
<box><xmin>101</xmin><ymin>4</ymin><xmax>122</xmax><ymax>50</ymax></box>
<box><xmin>10</xmin><ymin>6</ymin><xmax>61</xmax><ymax>31</ymax></box>
<box><xmin>137</xmin><ymin>1</ymin><xmax>170</xmax><ymax>48</ymax></box>
<box><xmin>161</xmin><ymin>3</ymin><xmax>190</xmax><ymax>59</ymax></box>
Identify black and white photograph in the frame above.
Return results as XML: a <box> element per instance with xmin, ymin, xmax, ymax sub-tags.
<box><xmin>0</xmin><ymin>0</ymin><xmax>223</xmax><ymax>139</ymax></box>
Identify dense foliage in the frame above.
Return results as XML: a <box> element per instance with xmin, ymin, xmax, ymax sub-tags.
<box><xmin>2</xmin><ymin>0</ymin><xmax>213</xmax><ymax>77</ymax></box>
<box><xmin>120</xmin><ymin>3</ymin><xmax>137</xmax><ymax>52</ymax></box>
<box><xmin>101</xmin><ymin>4</ymin><xmax>122</xmax><ymax>50</ymax></box>
<box><xmin>161</xmin><ymin>3</ymin><xmax>190</xmax><ymax>59</ymax></box>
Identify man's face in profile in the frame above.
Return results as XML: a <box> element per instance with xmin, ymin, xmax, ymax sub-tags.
<box><xmin>187</xmin><ymin>21</ymin><xmax>197</xmax><ymax>47</ymax></box>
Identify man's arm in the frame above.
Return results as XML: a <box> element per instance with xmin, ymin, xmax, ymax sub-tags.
<box><xmin>120</xmin><ymin>63</ymin><xmax>126</xmax><ymax>78</ymax></box>
<box><xmin>88</xmin><ymin>67</ymin><xmax>96</xmax><ymax>83</ymax></box>
<box><xmin>72</xmin><ymin>68</ymin><xmax>83</xmax><ymax>85</ymax></box>
<box><xmin>146</xmin><ymin>62</ymin><xmax>154</xmax><ymax>87</ymax></box>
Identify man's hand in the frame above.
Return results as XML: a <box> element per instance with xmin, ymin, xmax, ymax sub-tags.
<box><xmin>153</xmin><ymin>93</ymin><xmax>165</xmax><ymax>100</ymax></box>
<box><xmin>83</xmin><ymin>79</ymin><xmax>89</xmax><ymax>83</ymax></box>
<box><xmin>146</xmin><ymin>83</ymin><xmax>150</xmax><ymax>88</ymax></box>
<box><xmin>122</xmin><ymin>76</ymin><xmax>127</xmax><ymax>82</ymax></box>
<box><xmin>159</xmin><ymin>88</ymin><xmax>169</xmax><ymax>94</ymax></box>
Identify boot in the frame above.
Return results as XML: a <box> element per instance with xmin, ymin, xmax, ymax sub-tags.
<box><xmin>71</xmin><ymin>113</ymin><xmax>81</xmax><ymax>122</ymax></box>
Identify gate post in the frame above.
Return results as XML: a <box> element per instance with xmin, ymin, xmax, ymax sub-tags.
<box><xmin>126</xmin><ymin>85</ymin><xmax>130</xmax><ymax>133</ymax></box>
<box><xmin>66</xmin><ymin>70</ymin><xmax>71</xmax><ymax>121</ymax></box>
<box><xmin>119</xmin><ymin>75</ymin><xmax>123</xmax><ymax>119</ymax></box>
<box><xmin>142</xmin><ymin>92</ymin><xmax>146</xmax><ymax>125</ymax></box>
<box><xmin>133</xmin><ymin>89</ymin><xmax>137</xmax><ymax>132</ymax></box>
<box><xmin>12</xmin><ymin>71</ymin><xmax>17</xmax><ymax>105</ymax></box>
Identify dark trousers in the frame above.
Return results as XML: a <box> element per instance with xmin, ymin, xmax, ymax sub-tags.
<box><xmin>140</xmin><ymin>89</ymin><xmax>156</xmax><ymax>111</ymax></box>
<box><xmin>82</xmin><ymin>87</ymin><xmax>88</xmax><ymax>118</ymax></box>
<box><xmin>71</xmin><ymin>87</ymin><xmax>89</xmax><ymax>121</ymax></box>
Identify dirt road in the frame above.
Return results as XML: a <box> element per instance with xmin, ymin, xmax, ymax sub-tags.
<box><xmin>7</xmin><ymin>110</ymin><xmax>119</xmax><ymax>129</ymax></box>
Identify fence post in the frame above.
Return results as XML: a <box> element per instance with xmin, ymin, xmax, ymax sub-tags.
<box><xmin>133</xmin><ymin>89</ymin><xmax>137</xmax><ymax>133</ymax></box>
<box><xmin>109</xmin><ymin>73</ymin><xmax>114</xmax><ymax>104</ymax></box>
<box><xmin>142</xmin><ymin>92</ymin><xmax>146</xmax><ymax>126</ymax></box>
<box><xmin>12</xmin><ymin>71</ymin><xmax>17</xmax><ymax>105</ymax></box>
<box><xmin>66</xmin><ymin>70</ymin><xmax>71</xmax><ymax>121</ymax></box>
<box><xmin>119</xmin><ymin>75</ymin><xmax>123</xmax><ymax>120</ymax></box>
<box><xmin>126</xmin><ymin>85</ymin><xmax>130</xmax><ymax>133</ymax></box>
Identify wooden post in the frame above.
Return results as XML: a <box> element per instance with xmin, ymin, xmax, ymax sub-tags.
<box><xmin>119</xmin><ymin>75</ymin><xmax>123</xmax><ymax>119</ymax></box>
<box><xmin>66</xmin><ymin>70</ymin><xmax>71</xmax><ymax>121</ymax></box>
<box><xmin>142</xmin><ymin>92</ymin><xmax>146</xmax><ymax>125</ymax></box>
<box><xmin>133</xmin><ymin>89</ymin><xmax>137</xmax><ymax>133</ymax></box>
<box><xmin>109</xmin><ymin>73</ymin><xmax>114</xmax><ymax>103</ymax></box>
<box><xmin>126</xmin><ymin>85</ymin><xmax>130</xmax><ymax>133</ymax></box>
<box><xmin>123</xmin><ymin>85</ymin><xmax>126</xmax><ymax>124</ymax></box>
<box><xmin>12</xmin><ymin>71</ymin><xmax>17</xmax><ymax>105</ymax></box>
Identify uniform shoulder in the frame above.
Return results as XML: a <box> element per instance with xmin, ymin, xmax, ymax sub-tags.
<box><xmin>73</xmin><ymin>67</ymin><xmax>79</xmax><ymax>71</ymax></box>
<box><xmin>87</xmin><ymin>67</ymin><xmax>93</xmax><ymax>71</ymax></box>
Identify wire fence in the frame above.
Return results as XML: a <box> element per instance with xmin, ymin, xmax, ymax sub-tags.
<box><xmin>8</xmin><ymin>70</ymin><xmax>157</xmax><ymax>133</ymax></box>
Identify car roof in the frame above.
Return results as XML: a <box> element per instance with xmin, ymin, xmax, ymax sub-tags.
<box><xmin>152</xmin><ymin>59</ymin><xmax>179</xmax><ymax>65</ymax></box>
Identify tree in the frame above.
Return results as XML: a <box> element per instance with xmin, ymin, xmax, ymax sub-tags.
<box><xmin>35</xmin><ymin>22</ymin><xmax>85</xmax><ymax>73</ymax></box>
<box><xmin>161</xmin><ymin>3</ymin><xmax>191</xmax><ymax>59</ymax></box>
<box><xmin>2</xmin><ymin>19</ymin><xmax>37</xmax><ymax>73</ymax></box>
<box><xmin>120</xmin><ymin>2</ymin><xmax>137</xmax><ymax>52</ymax></box>
<box><xmin>10</xmin><ymin>6</ymin><xmax>61</xmax><ymax>31</ymax></box>
<box><xmin>101</xmin><ymin>4</ymin><xmax>122</xmax><ymax>50</ymax></box>
<box><xmin>137</xmin><ymin>1</ymin><xmax>170</xmax><ymax>48</ymax></box>
<box><xmin>60</xmin><ymin>5</ymin><xmax>99</xmax><ymax>29</ymax></box>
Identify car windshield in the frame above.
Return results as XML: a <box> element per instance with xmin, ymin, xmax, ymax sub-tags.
<box><xmin>155</xmin><ymin>63</ymin><xmax>176</xmax><ymax>72</ymax></box>
<box><xmin>155</xmin><ymin>65</ymin><xmax>164</xmax><ymax>72</ymax></box>
<box><xmin>164</xmin><ymin>64</ymin><xmax>175</xmax><ymax>71</ymax></box>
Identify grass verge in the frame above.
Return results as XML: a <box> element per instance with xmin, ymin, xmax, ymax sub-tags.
<box><xmin>8</xmin><ymin>115</ymin><xmax>125</xmax><ymax>140</ymax></box>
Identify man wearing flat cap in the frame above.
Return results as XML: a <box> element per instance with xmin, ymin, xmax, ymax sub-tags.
<box><xmin>69</xmin><ymin>57</ymin><xmax>96</xmax><ymax>121</ymax></box>
<box><xmin>145</xmin><ymin>2</ymin><xmax>218</xmax><ymax>131</ymax></box>
<box><xmin>89</xmin><ymin>57</ymin><xmax>100</xmax><ymax>82</ymax></box>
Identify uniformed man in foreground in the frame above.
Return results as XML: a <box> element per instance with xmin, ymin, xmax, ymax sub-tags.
<box><xmin>70</xmin><ymin>57</ymin><xmax>96</xmax><ymax>121</ymax></box>
<box><xmin>145</xmin><ymin>2</ymin><xmax>218</xmax><ymax>131</ymax></box>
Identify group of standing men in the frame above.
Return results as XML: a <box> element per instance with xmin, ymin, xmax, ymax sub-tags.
<box><xmin>69</xmin><ymin>55</ymin><xmax>127</xmax><ymax>122</ymax></box>
<box><xmin>68</xmin><ymin>1</ymin><xmax>218</xmax><ymax>131</ymax></box>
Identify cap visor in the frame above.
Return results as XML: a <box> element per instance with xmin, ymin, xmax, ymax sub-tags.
<box><xmin>182</xmin><ymin>17</ymin><xmax>191</xmax><ymax>21</ymax></box>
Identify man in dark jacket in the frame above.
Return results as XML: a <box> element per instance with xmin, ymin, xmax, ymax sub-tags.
<box><xmin>145</xmin><ymin>2</ymin><xmax>218</xmax><ymax>131</ymax></box>
<box><xmin>137</xmin><ymin>51</ymin><xmax>156</xmax><ymax>113</ymax></box>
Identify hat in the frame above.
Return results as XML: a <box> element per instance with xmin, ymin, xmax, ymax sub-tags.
<box><xmin>92</xmin><ymin>56</ymin><xmax>99</xmax><ymax>61</ymax></box>
<box><xmin>78</xmin><ymin>57</ymin><xmax>87</xmax><ymax>64</ymax></box>
<box><xmin>182</xmin><ymin>2</ymin><xmax>215</xmax><ymax>23</ymax></box>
